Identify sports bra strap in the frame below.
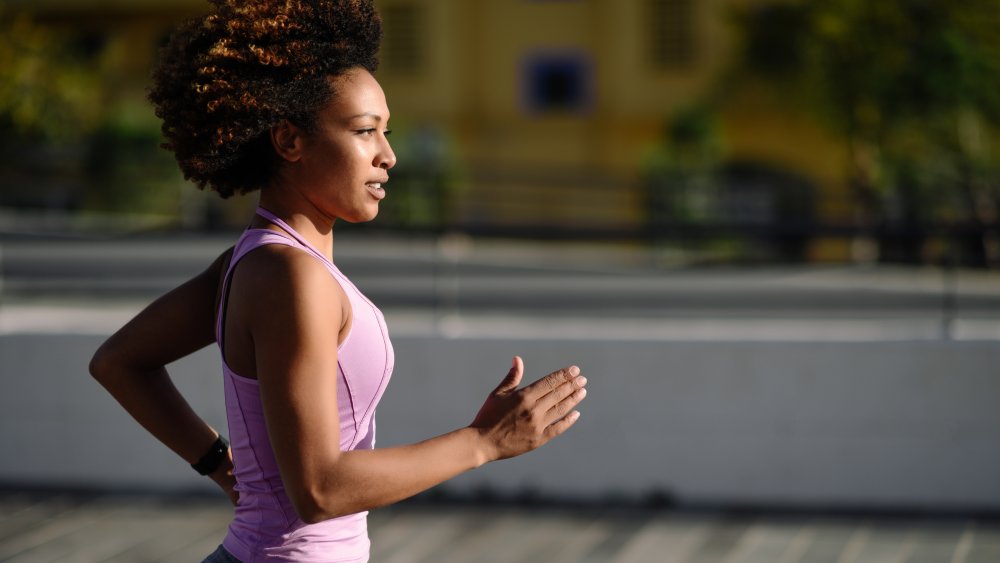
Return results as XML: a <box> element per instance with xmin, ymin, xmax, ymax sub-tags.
<box><xmin>254</xmin><ymin>207</ymin><xmax>334</xmax><ymax>268</ymax></box>
<box><xmin>215</xmin><ymin>229</ymin><xmax>298</xmax><ymax>347</ymax></box>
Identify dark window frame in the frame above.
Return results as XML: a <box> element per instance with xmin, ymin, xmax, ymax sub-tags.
<box><xmin>647</xmin><ymin>0</ymin><xmax>698</xmax><ymax>70</ymax></box>
<box><xmin>382</xmin><ymin>2</ymin><xmax>425</xmax><ymax>74</ymax></box>
<box><xmin>520</xmin><ymin>51</ymin><xmax>594</xmax><ymax>115</ymax></box>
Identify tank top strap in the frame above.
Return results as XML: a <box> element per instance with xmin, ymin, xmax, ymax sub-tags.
<box><xmin>216</xmin><ymin>208</ymin><xmax>353</xmax><ymax>345</ymax></box>
<box><xmin>254</xmin><ymin>207</ymin><xmax>335</xmax><ymax>268</ymax></box>
<box><xmin>253</xmin><ymin>207</ymin><xmax>367</xmax><ymax>298</ymax></box>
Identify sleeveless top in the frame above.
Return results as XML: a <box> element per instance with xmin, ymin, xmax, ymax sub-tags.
<box><xmin>216</xmin><ymin>208</ymin><xmax>394</xmax><ymax>563</ymax></box>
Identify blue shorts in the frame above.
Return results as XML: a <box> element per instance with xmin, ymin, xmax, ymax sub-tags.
<box><xmin>202</xmin><ymin>545</ymin><xmax>241</xmax><ymax>563</ymax></box>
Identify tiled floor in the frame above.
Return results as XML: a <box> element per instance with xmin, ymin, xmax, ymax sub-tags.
<box><xmin>1</xmin><ymin>492</ymin><xmax>998</xmax><ymax>563</ymax></box>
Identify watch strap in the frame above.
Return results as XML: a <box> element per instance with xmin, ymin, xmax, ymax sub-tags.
<box><xmin>191</xmin><ymin>435</ymin><xmax>229</xmax><ymax>475</ymax></box>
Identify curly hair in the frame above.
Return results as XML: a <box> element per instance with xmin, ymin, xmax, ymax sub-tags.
<box><xmin>148</xmin><ymin>0</ymin><xmax>382</xmax><ymax>198</ymax></box>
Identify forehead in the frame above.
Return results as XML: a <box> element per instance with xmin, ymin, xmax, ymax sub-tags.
<box><xmin>324</xmin><ymin>68</ymin><xmax>389</xmax><ymax>120</ymax></box>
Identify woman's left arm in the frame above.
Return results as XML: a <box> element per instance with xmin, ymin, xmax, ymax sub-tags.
<box><xmin>89</xmin><ymin>247</ymin><xmax>238</xmax><ymax>503</ymax></box>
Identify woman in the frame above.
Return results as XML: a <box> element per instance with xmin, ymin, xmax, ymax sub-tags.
<box><xmin>88</xmin><ymin>1</ymin><xmax>587</xmax><ymax>562</ymax></box>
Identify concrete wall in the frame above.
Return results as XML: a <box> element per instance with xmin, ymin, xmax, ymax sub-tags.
<box><xmin>2</xmin><ymin>333</ymin><xmax>998</xmax><ymax>510</ymax></box>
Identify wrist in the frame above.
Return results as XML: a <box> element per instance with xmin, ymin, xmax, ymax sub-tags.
<box><xmin>466</xmin><ymin>427</ymin><xmax>496</xmax><ymax>468</ymax></box>
<box><xmin>191</xmin><ymin>435</ymin><xmax>229</xmax><ymax>475</ymax></box>
<box><xmin>208</xmin><ymin>456</ymin><xmax>235</xmax><ymax>483</ymax></box>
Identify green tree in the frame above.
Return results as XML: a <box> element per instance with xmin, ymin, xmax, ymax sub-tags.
<box><xmin>0</xmin><ymin>10</ymin><xmax>103</xmax><ymax>138</ymax></box>
<box><xmin>644</xmin><ymin>104</ymin><xmax>724</xmax><ymax>228</ymax></box>
<box><xmin>729</xmin><ymin>0</ymin><xmax>1000</xmax><ymax>266</ymax></box>
<box><xmin>0</xmin><ymin>9</ymin><xmax>183</xmax><ymax>222</ymax></box>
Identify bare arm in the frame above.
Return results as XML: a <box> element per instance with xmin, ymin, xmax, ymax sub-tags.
<box><xmin>89</xmin><ymin>248</ymin><xmax>237</xmax><ymax>503</ymax></box>
<box><xmin>241</xmin><ymin>248</ymin><xmax>587</xmax><ymax>524</ymax></box>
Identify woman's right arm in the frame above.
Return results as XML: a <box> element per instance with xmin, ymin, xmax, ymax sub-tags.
<box><xmin>238</xmin><ymin>247</ymin><xmax>587</xmax><ymax>524</ymax></box>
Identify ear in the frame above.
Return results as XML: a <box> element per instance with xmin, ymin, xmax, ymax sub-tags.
<box><xmin>270</xmin><ymin>119</ymin><xmax>306</xmax><ymax>163</ymax></box>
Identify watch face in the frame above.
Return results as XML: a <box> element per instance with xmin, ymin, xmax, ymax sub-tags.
<box><xmin>193</xmin><ymin>437</ymin><xmax>229</xmax><ymax>475</ymax></box>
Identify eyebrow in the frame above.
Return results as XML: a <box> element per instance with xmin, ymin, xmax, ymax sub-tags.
<box><xmin>347</xmin><ymin>112</ymin><xmax>387</xmax><ymax>121</ymax></box>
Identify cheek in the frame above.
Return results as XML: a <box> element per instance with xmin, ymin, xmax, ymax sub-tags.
<box><xmin>346</xmin><ymin>141</ymin><xmax>373</xmax><ymax>168</ymax></box>
<box><xmin>325</xmin><ymin>141</ymin><xmax>369</xmax><ymax>177</ymax></box>
<box><xmin>303</xmin><ymin>136</ymin><xmax>372</xmax><ymax>189</ymax></box>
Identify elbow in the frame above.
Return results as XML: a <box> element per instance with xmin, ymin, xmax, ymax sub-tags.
<box><xmin>292</xmin><ymin>483</ymin><xmax>355</xmax><ymax>524</ymax></box>
<box><xmin>89</xmin><ymin>338</ymin><xmax>127</xmax><ymax>386</ymax></box>
<box><xmin>89</xmin><ymin>341</ymin><xmax>115</xmax><ymax>384</ymax></box>
<box><xmin>296</xmin><ymin>505</ymin><xmax>328</xmax><ymax>526</ymax></box>
<box><xmin>292</xmin><ymin>494</ymin><xmax>332</xmax><ymax>525</ymax></box>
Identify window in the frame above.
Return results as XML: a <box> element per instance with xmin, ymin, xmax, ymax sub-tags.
<box><xmin>70</xmin><ymin>32</ymin><xmax>107</xmax><ymax>61</ymax></box>
<box><xmin>381</xmin><ymin>3</ymin><xmax>424</xmax><ymax>74</ymax></box>
<box><xmin>648</xmin><ymin>0</ymin><xmax>697</xmax><ymax>69</ymax></box>
<box><xmin>522</xmin><ymin>53</ymin><xmax>592</xmax><ymax>114</ymax></box>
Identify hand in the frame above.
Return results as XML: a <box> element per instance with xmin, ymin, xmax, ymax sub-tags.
<box><xmin>469</xmin><ymin>356</ymin><xmax>587</xmax><ymax>463</ymax></box>
<box><xmin>208</xmin><ymin>448</ymin><xmax>239</xmax><ymax>506</ymax></box>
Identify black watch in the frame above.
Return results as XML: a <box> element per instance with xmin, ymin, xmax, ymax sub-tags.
<box><xmin>191</xmin><ymin>435</ymin><xmax>230</xmax><ymax>475</ymax></box>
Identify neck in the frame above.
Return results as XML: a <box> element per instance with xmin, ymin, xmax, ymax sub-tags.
<box><xmin>256</xmin><ymin>189</ymin><xmax>336</xmax><ymax>260</ymax></box>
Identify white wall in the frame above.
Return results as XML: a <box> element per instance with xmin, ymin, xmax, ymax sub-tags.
<box><xmin>2</xmin><ymin>333</ymin><xmax>998</xmax><ymax>510</ymax></box>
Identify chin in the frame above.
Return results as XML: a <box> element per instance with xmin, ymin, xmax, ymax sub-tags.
<box><xmin>344</xmin><ymin>207</ymin><xmax>380</xmax><ymax>224</ymax></box>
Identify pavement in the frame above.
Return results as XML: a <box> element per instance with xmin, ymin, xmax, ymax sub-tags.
<box><xmin>2</xmin><ymin>491</ymin><xmax>999</xmax><ymax>563</ymax></box>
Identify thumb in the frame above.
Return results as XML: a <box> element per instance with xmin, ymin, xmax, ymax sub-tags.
<box><xmin>493</xmin><ymin>356</ymin><xmax>524</xmax><ymax>395</ymax></box>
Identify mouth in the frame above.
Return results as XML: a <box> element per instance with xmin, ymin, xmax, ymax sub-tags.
<box><xmin>366</xmin><ymin>181</ymin><xmax>386</xmax><ymax>200</ymax></box>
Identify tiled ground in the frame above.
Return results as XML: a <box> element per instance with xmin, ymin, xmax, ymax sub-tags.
<box><xmin>1</xmin><ymin>492</ymin><xmax>998</xmax><ymax>563</ymax></box>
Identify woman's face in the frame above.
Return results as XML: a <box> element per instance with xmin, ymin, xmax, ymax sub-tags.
<box><xmin>288</xmin><ymin>68</ymin><xmax>396</xmax><ymax>223</ymax></box>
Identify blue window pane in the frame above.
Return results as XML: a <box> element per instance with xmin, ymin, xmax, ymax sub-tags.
<box><xmin>522</xmin><ymin>53</ymin><xmax>592</xmax><ymax>114</ymax></box>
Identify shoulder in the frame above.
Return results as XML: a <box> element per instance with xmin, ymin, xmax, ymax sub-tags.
<box><xmin>231</xmin><ymin>243</ymin><xmax>343</xmax><ymax>319</ymax></box>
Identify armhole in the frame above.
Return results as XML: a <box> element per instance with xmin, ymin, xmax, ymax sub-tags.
<box><xmin>215</xmin><ymin>238</ymin><xmax>312</xmax><ymax>362</ymax></box>
<box><xmin>216</xmin><ymin>254</ymin><xmax>238</xmax><ymax>360</ymax></box>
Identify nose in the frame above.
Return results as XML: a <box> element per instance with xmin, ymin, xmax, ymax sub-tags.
<box><xmin>376</xmin><ymin>135</ymin><xmax>396</xmax><ymax>170</ymax></box>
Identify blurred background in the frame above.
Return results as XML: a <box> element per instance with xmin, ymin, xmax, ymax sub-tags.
<box><xmin>1</xmin><ymin>0</ymin><xmax>1000</xmax><ymax>561</ymax></box>
<box><xmin>1</xmin><ymin>0</ymin><xmax>1000</xmax><ymax>262</ymax></box>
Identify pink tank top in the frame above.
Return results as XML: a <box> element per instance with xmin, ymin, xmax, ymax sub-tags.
<box><xmin>216</xmin><ymin>208</ymin><xmax>394</xmax><ymax>563</ymax></box>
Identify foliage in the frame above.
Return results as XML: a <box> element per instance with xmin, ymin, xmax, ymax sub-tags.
<box><xmin>81</xmin><ymin>113</ymin><xmax>183</xmax><ymax>214</ymax></box>
<box><xmin>373</xmin><ymin>123</ymin><xmax>461</xmax><ymax>229</ymax></box>
<box><xmin>643</xmin><ymin>104</ymin><xmax>723</xmax><ymax>226</ymax></box>
<box><xmin>0</xmin><ymin>10</ymin><xmax>104</xmax><ymax>139</ymax></box>
<box><xmin>642</xmin><ymin>103</ymin><xmax>818</xmax><ymax>262</ymax></box>
<box><xmin>733</xmin><ymin>0</ymin><xmax>1000</xmax><ymax>137</ymax></box>
<box><xmin>0</xmin><ymin>9</ymin><xmax>186</xmax><ymax>220</ymax></box>
<box><xmin>730</xmin><ymin>0</ymin><xmax>1000</xmax><ymax>265</ymax></box>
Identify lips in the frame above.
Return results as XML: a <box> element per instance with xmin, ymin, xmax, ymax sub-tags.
<box><xmin>366</xmin><ymin>181</ymin><xmax>386</xmax><ymax>200</ymax></box>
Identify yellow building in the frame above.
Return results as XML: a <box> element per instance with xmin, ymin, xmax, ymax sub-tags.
<box><xmin>375</xmin><ymin>0</ymin><xmax>850</xmax><ymax>258</ymax></box>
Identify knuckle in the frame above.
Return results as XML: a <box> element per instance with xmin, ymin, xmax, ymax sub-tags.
<box><xmin>544</xmin><ymin>375</ymin><xmax>558</xmax><ymax>392</ymax></box>
<box><xmin>529</xmin><ymin>410</ymin><xmax>545</xmax><ymax>428</ymax></box>
<box><xmin>552</xmin><ymin>400</ymin><xmax>569</xmax><ymax>416</ymax></box>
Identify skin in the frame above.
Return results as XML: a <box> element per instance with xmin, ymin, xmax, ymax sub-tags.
<box><xmin>90</xmin><ymin>68</ymin><xmax>587</xmax><ymax>524</ymax></box>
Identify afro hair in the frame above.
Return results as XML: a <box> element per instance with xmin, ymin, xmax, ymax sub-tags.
<box><xmin>148</xmin><ymin>0</ymin><xmax>382</xmax><ymax>198</ymax></box>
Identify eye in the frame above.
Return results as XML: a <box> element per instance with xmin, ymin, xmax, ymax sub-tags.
<box><xmin>383</xmin><ymin>129</ymin><xmax>392</xmax><ymax>137</ymax></box>
<box><xmin>355</xmin><ymin>128</ymin><xmax>376</xmax><ymax>136</ymax></box>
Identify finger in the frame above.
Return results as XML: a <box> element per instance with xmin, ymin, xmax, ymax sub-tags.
<box><xmin>492</xmin><ymin>356</ymin><xmax>524</xmax><ymax>395</ymax></box>
<box><xmin>522</xmin><ymin>365</ymin><xmax>580</xmax><ymax>402</ymax></box>
<box><xmin>537</xmin><ymin>376</ymin><xmax>587</xmax><ymax>424</ymax></box>
<box><xmin>544</xmin><ymin>410</ymin><xmax>581</xmax><ymax>441</ymax></box>
<box><xmin>536</xmin><ymin>373</ymin><xmax>587</xmax><ymax>413</ymax></box>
